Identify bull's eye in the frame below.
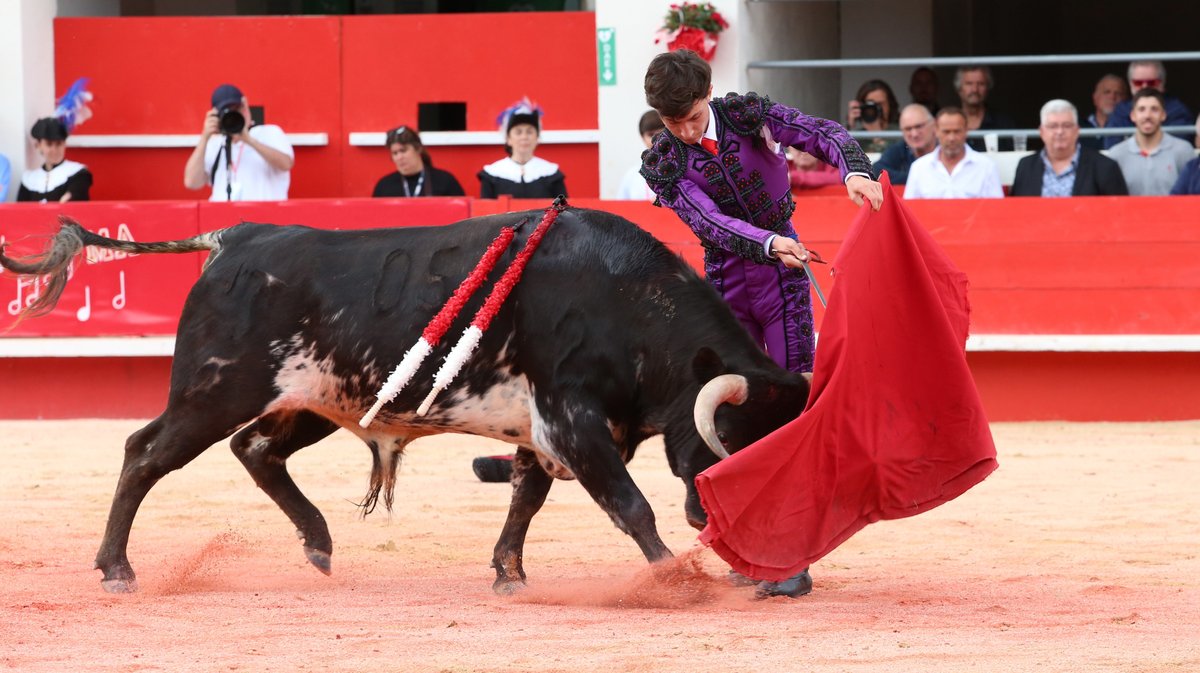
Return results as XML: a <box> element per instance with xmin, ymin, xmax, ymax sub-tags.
<box><xmin>717</xmin><ymin>431</ymin><xmax>729</xmax><ymax>446</ymax></box>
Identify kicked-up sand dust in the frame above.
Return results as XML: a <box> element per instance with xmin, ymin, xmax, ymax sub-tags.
<box><xmin>0</xmin><ymin>420</ymin><xmax>1197</xmax><ymax>672</ymax></box>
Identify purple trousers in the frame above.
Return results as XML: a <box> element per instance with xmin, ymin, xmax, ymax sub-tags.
<box><xmin>707</xmin><ymin>253</ymin><xmax>815</xmax><ymax>374</ymax></box>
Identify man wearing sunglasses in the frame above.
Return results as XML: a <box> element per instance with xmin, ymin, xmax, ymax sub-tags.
<box><xmin>1101</xmin><ymin>60</ymin><xmax>1194</xmax><ymax>149</ymax></box>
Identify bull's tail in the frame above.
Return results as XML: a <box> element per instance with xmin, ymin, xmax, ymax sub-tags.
<box><xmin>0</xmin><ymin>215</ymin><xmax>223</xmax><ymax>321</ymax></box>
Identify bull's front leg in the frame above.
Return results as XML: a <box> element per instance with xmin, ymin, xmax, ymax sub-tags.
<box><xmin>538</xmin><ymin>404</ymin><xmax>672</xmax><ymax>565</ymax></box>
<box><xmin>491</xmin><ymin>446</ymin><xmax>553</xmax><ymax>594</ymax></box>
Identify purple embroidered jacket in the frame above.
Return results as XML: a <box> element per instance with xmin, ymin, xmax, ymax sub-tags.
<box><xmin>640</xmin><ymin>92</ymin><xmax>873</xmax><ymax>265</ymax></box>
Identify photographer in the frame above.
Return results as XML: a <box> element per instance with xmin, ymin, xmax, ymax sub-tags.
<box><xmin>184</xmin><ymin>84</ymin><xmax>294</xmax><ymax>201</ymax></box>
<box><xmin>846</xmin><ymin>79</ymin><xmax>899</xmax><ymax>154</ymax></box>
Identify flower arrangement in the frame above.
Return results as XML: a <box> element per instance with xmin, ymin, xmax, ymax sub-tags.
<box><xmin>655</xmin><ymin>2</ymin><xmax>730</xmax><ymax>62</ymax></box>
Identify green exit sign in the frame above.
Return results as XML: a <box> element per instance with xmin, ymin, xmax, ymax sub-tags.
<box><xmin>597</xmin><ymin>27</ymin><xmax>616</xmax><ymax>86</ymax></box>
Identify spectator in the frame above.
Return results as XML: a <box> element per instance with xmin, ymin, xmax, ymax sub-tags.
<box><xmin>908</xmin><ymin>66</ymin><xmax>940</xmax><ymax>115</ymax></box>
<box><xmin>478</xmin><ymin>98</ymin><xmax>567</xmax><ymax>199</ymax></box>
<box><xmin>1011</xmin><ymin>100</ymin><xmax>1127</xmax><ymax>197</ymax></box>
<box><xmin>1103</xmin><ymin>60</ymin><xmax>1195</xmax><ymax>149</ymax></box>
<box><xmin>372</xmin><ymin>125</ymin><xmax>464</xmax><ymax>198</ymax></box>
<box><xmin>903</xmin><ymin>107</ymin><xmax>1003</xmax><ymax>199</ymax></box>
<box><xmin>0</xmin><ymin>153</ymin><xmax>10</xmax><ymax>201</ymax></box>
<box><xmin>1109</xmin><ymin>89</ymin><xmax>1195</xmax><ymax>196</ymax></box>
<box><xmin>846</xmin><ymin>79</ymin><xmax>900</xmax><ymax>153</ymax></box>
<box><xmin>1170</xmin><ymin>154</ymin><xmax>1200</xmax><ymax>195</ymax></box>
<box><xmin>17</xmin><ymin>117</ymin><xmax>92</xmax><ymax>203</ymax></box>
<box><xmin>616</xmin><ymin>110</ymin><xmax>665</xmax><ymax>200</ymax></box>
<box><xmin>874</xmin><ymin>104</ymin><xmax>937</xmax><ymax>185</ymax></box>
<box><xmin>954</xmin><ymin>65</ymin><xmax>1016</xmax><ymax>152</ymax></box>
<box><xmin>786</xmin><ymin>147</ymin><xmax>842</xmax><ymax>189</ymax></box>
<box><xmin>1081</xmin><ymin>74</ymin><xmax>1129</xmax><ymax>150</ymax></box>
<box><xmin>184</xmin><ymin>83</ymin><xmax>294</xmax><ymax>202</ymax></box>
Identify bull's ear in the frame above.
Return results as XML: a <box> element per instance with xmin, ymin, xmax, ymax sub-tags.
<box><xmin>691</xmin><ymin>347</ymin><xmax>726</xmax><ymax>383</ymax></box>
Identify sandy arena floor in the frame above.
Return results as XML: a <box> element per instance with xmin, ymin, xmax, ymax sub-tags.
<box><xmin>1</xmin><ymin>420</ymin><xmax>1197</xmax><ymax>672</ymax></box>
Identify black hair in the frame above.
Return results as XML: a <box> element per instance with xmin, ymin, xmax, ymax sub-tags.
<box><xmin>644</xmin><ymin>49</ymin><xmax>711</xmax><ymax>119</ymax></box>
<box><xmin>31</xmin><ymin>117</ymin><xmax>69</xmax><ymax>142</ymax></box>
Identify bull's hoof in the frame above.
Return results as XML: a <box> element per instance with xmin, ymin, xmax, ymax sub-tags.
<box><xmin>101</xmin><ymin>577</ymin><xmax>139</xmax><ymax>594</ymax></box>
<box><xmin>492</xmin><ymin>578</ymin><xmax>527</xmax><ymax>595</ymax></box>
<box><xmin>754</xmin><ymin>569</ymin><xmax>813</xmax><ymax>599</ymax></box>
<box><xmin>304</xmin><ymin>546</ymin><xmax>332</xmax><ymax>576</ymax></box>
<box><xmin>727</xmin><ymin>570</ymin><xmax>758</xmax><ymax>587</ymax></box>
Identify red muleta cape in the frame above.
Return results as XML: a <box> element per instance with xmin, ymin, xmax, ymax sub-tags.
<box><xmin>696</xmin><ymin>174</ymin><xmax>999</xmax><ymax>582</ymax></box>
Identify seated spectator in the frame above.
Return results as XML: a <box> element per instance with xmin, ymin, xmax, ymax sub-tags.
<box><xmin>846</xmin><ymin>79</ymin><xmax>900</xmax><ymax>153</ymax></box>
<box><xmin>908</xmin><ymin>66</ymin><xmax>940</xmax><ymax>115</ymax></box>
<box><xmin>786</xmin><ymin>147</ymin><xmax>842</xmax><ymax>189</ymax></box>
<box><xmin>1103</xmin><ymin>60</ymin><xmax>1195</xmax><ymax>149</ymax></box>
<box><xmin>1081</xmin><ymin>74</ymin><xmax>1129</xmax><ymax>150</ymax></box>
<box><xmin>954</xmin><ymin>65</ymin><xmax>1016</xmax><ymax>152</ymax></box>
<box><xmin>372</xmin><ymin>125</ymin><xmax>464</xmax><ymax>197</ymax></box>
<box><xmin>1109</xmin><ymin>89</ymin><xmax>1194</xmax><ymax>196</ymax></box>
<box><xmin>0</xmin><ymin>153</ymin><xmax>10</xmax><ymax>201</ymax></box>
<box><xmin>874</xmin><ymin>104</ymin><xmax>937</xmax><ymax>185</ymax></box>
<box><xmin>616</xmin><ymin>110</ymin><xmax>665</xmax><ymax>200</ymax></box>
<box><xmin>1011</xmin><ymin>100</ymin><xmax>1127</xmax><ymax>197</ymax></box>
<box><xmin>903</xmin><ymin>107</ymin><xmax>1003</xmax><ymax>200</ymax></box>
<box><xmin>1170</xmin><ymin>154</ymin><xmax>1200</xmax><ymax>195</ymax></box>
<box><xmin>17</xmin><ymin>117</ymin><xmax>92</xmax><ymax>203</ymax></box>
<box><xmin>183</xmin><ymin>83</ymin><xmax>294</xmax><ymax>201</ymax></box>
<box><xmin>478</xmin><ymin>98</ymin><xmax>567</xmax><ymax>199</ymax></box>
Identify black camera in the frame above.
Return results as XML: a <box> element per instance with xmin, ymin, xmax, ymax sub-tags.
<box><xmin>218</xmin><ymin>105</ymin><xmax>245</xmax><ymax>136</ymax></box>
<box><xmin>860</xmin><ymin>101</ymin><xmax>882</xmax><ymax>124</ymax></box>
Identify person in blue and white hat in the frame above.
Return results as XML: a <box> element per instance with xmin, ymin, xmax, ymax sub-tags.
<box><xmin>477</xmin><ymin>98</ymin><xmax>567</xmax><ymax>199</ymax></box>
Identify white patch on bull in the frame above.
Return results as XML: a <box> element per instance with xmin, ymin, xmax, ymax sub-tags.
<box><xmin>327</xmin><ymin>308</ymin><xmax>345</xmax><ymax>324</ymax></box>
<box><xmin>265</xmin><ymin>333</ymin><xmax>535</xmax><ymax>447</ymax></box>
<box><xmin>528</xmin><ymin>395</ymin><xmax>577</xmax><ymax>481</ymax></box>
<box><xmin>263</xmin><ymin>272</ymin><xmax>284</xmax><ymax>287</ymax></box>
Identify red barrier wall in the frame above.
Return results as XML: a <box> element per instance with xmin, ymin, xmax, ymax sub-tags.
<box><xmin>53</xmin><ymin>14</ymin><xmax>599</xmax><ymax>202</ymax></box>
<box><xmin>3</xmin><ymin>196</ymin><xmax>1198</xmax><ymax>420</ymax></box>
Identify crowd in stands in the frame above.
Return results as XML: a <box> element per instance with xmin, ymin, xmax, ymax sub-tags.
<box><xmin>5</xmin><ymin>59</ymin><xmax>1200</xmax><ymax>204</ymax></box>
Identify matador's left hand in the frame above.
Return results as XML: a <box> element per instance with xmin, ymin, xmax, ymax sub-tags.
<box><xmin>846</xmin><ymin>175</ymin><xmax>883</xmax><ymax>211</ymax></box>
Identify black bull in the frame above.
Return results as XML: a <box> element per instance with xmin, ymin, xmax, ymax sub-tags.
<box><xmin>0</xmin><ymin>207</ymin><xmax>809</xmax><ymax>594</ymax></box>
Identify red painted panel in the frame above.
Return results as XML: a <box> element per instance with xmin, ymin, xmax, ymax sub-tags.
<box><xmin>968</xmin><ymin>351</ymin><xmax>1200</xmax><ymax>421</ymax></box>
<box><xmin>195</xmin><ymin>197</ymin><xmax>471</xmax><ymax>233</ymax></box>
<box><xmin>0</xmin><ymin>202</ymin><xmax>201</xmax><ymax>337</ymax></box>
<box><xmin>0</xmin><ymin>357</ymin><xmax>172</xmax><ymax>419</ymax></box>
<box><xmin>340</xmin><ymin>13</ymin><xmax>597</xmax><ymax>133</ymax></box>
<box><xmin>55</xmin><ymin>17</ymin><xmax>344</xmax><ymax>201</ymax></box>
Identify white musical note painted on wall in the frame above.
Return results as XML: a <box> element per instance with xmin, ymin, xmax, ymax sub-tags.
<box><xmin>76</xmin><ymin>286</ymin><xmax>91</xmax><ymax>322</ymax></box>
<box><xmin>111</xmin><ymin>271</ymin><xmax>126</xmax><ymax>310</ymax></box>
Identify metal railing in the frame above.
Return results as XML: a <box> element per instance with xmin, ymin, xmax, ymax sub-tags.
<box><xmin>748</xmin><ymin>51</ymin><xmax>1200</xmax><ymax>70</ymax></box>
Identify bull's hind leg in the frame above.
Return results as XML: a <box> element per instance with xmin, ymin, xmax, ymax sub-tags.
<box><xmin>230</xmin><ymin>410</ymin><xmax>339</xmax><ymax>575</ymax></box>
<box><xmin>491</xmin><ymin>446</ymin><xmax>554</xmax><ymax>594</ymax></box>
<box><xmin>95</xmin><ymin>410</ymin><xmax>243</xmax><ymax>593</ymax></box>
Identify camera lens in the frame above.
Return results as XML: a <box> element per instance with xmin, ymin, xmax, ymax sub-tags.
<box><xmin>860</xmin><ymin>101</ymin><xmax>881</xmax><ymax>124</ymax></box>
<box><xmin>219</xmin><ymin>108</ymin><xmax>245</xmax><ymax>135</ymax></box>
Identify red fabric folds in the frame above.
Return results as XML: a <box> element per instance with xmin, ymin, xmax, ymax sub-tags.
<box><xmin>696</xmin><ymin>174</ymin><xmax>998</xmax><ymax>582</ymax></box>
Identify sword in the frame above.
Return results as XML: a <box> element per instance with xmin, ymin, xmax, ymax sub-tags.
<box><xmin>781</xmin><ymin>250</ymin><xmax>828</xmax><ymax>308</ymax></box>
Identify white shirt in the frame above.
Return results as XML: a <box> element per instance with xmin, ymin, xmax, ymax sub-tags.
<box><xmin>903</xmin><ymin>145</ymin><xmax>1004</xmax><ymax>199</ymax></box>
<box><xmin>480</xmin><ymin>156</ymin><xmax>561</xmax><ymax>182</ymax></box>
<box><xmin>616</xmin><ymin>164</ymin><xmax>655</xmax><ymax>200</ymax></box>
<box><xmin>203</xmin><ymin>124</ymin><xmax>294</xmax><ymax>201</ymax></box>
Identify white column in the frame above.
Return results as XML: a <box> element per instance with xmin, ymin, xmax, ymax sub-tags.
<box><xmin>0</xmin><ymin>0</ymin><xmax>57</xmax><ymax>201</ymax></box>
<box><xmin>595</xmin><ymin>0</ymin><xmax>741</xmax><ymax>200</ymax></box>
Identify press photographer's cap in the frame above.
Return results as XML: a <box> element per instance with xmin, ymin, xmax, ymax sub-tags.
<box><xmin>211</xmin><ymin>84</ymin><xmax>244</xmax><ymax>110</ymax></box>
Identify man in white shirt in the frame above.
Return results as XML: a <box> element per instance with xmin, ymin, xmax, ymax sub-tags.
<box><xmin>904</xmin><ymin>107</ymin><xmax>1004</xmax><ymax>199</ymax></box>
<box><xmin>1108</xmin><ymin>89</ymin><xmax>1195</xmax><ymax>196</ymax></box>
<box><xmin>183</xmin><ymin>84</ymin><xmax>294</xmax><ymax>201</ymax></box>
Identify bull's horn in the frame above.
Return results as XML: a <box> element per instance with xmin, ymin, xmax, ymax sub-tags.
<box><xmin>693</xmin><ymin>374</ymin><xmax>749</xmax><ymax>460</ymax></box>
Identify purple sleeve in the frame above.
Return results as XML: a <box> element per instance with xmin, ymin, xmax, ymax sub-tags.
<box><xmin>764</xmin><ymin>102</ymin><xmax>874</xmax><ymax>180</ymax></box>
<box><xmin>656</xmin><ymin>177</ymin><xmax>774</xmax><ymax>264</ymax></box>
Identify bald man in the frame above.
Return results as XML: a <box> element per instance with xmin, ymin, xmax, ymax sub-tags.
<box><xmin>874</xmin><ymin>104</ymin><xmax>938</xmax><ymax>184</ymax></box>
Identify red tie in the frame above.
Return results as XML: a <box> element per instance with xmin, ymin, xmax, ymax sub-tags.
<box><xmin>700</xmin><ymin>137</ymin><xmax>719</xmax><ymax>155</ymax></box>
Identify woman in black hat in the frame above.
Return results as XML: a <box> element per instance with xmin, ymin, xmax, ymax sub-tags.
<box><xmin>17</xmin><ymin>117</ymin><xmax>93</xmax><ymax>202</ymax></box>
<box><xmin>477</xmin><ymin>101</ymin><xmax>567</xmax><ymax>199</ymax></box>
<box><xmin>372</xmin><ymin>125</ymin><xmax>465</xmax><ymax>198</ymax></box>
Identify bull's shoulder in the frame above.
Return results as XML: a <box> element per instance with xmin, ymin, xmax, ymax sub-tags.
<box><xmin>639</xmin><ymin>130</ymin><xmax>689</xmax><ymax>197</ymax></box>
<box><xmin>711</xmin><ymin>91</ymin><xmax>772</xmax><ymax>136</ymax></box>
